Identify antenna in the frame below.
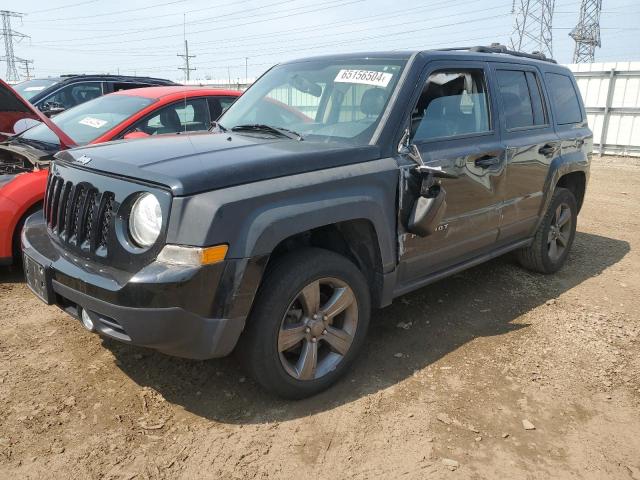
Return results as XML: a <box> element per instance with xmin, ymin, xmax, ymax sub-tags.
<box><xmin>569</xmin><ymin>0</ymin><xmax>602</xmax><ymax>63</ymax></box>
<box><xmin>0</xmin><ymin>10</ymin><xmax>29</xmax><ymax>82</ymax></box>
<box><xmin>509</xmin><ymin>0</ymin><xmax>556</xmax><ymax>58</ymax></box>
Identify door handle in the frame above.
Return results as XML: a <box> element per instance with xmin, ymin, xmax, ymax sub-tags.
<box><xmin>538</xmin><ymin>144</ymin><xmax>556</xmax><ymax>156</ymax></box>
<box><xmin>474</xmin><ymin>155</ymin><xmax>500</xmax><ymax>168</ymax></box>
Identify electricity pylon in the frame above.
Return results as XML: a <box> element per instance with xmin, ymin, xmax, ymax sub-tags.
<box><xmin>570</xmin><ymin>0</ymin><xmax>602</xmax><ymax>63</ymax></box>
<box><xmin>0</xmin><ymin>10</ymin><xmax>28</xmax><ymax>82</ymax></box>
<box><xmin>510</xmin><ymin>0</ymin><xmax>556</xmax><ymax>58</ymax></box>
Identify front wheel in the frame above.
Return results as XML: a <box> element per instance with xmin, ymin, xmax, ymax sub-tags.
<box><xmin>516</xmin><ymin>187</ymin><xmax>577</xmax><ymax>274</ymax></box>
<box><xmin>237</xmin><ymin>248</ymin><xmax>371</xmax><ymax>399</ymax></box>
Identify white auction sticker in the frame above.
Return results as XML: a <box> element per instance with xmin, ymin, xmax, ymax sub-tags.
<box><xmin>334</xmin><ymin>69</ymin><xmax>393</xmax><ymax>87</ymax></box>
<box><xmin>24</xmin><ymin>86</ymin><xmax>46</xmax><ymax>92</ymax></box>
<box><xmin>79</xmin><ymin>117</ymin><xmax>108</xmax><ymax>129</ymax></box>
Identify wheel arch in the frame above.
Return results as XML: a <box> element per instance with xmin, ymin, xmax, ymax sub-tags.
<box><xmin>556</xmin><ymin>170</ymin><xmax>586</xmax><ymax>213</ymax></box>
<box><xmin>263</xmin><ymin>219</ymin><xmax>386</xmax><ymax>307</ymax></box>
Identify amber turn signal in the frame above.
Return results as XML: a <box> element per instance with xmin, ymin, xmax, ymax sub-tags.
<box><xmin>157</xmin><ymin>244</ymin><xmax>228</xmax><ymax>266</ymax></box>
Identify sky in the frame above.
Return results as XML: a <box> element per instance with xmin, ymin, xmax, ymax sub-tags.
<box><xmin>1</xmin><ymin>0</ymin><xmax>639</xmax><ymax>83</ymax></box>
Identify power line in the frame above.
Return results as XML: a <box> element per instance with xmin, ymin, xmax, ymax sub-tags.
<box><xmin>29</xmin><ymin>0</ymin><xmax>455</xmax><ymax>53</ymax></box>
<box><xmin>30</xmin><ymin>0</ymin><xmax>497</xmax><ymax>58</ymax></box>
<box><xmin>30</xmin><ymin>0</ymin><xmax>187</xmax><ymax>22</ymax></box>
<box><xmin>1</xmin><ymin>10</ymin><xmax>29</xmax><ymax>82</ymax></box>
<box><xmin>38</xmin><ymin>0</ymin><xmax>344</xmax><ymax>45</ymax></box>
<box><xmin>28</xmin><ymin>1</ymin><xmax>100</xmax><ymax>15</ymax></box>
<box><xmin>570</xmin><ymin>0</ymin><xmax>602</xmax><ymax>62</ymax></box>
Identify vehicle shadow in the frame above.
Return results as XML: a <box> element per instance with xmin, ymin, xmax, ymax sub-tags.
<box><xmin>104</xmin><ymin>231</ymin><xmax>629</xmax><ymax>424</ymax></box>
<box><xmin>0</xmin><ymin>264</ymin><xmax>25</xmax><ymax>284</ymax></box>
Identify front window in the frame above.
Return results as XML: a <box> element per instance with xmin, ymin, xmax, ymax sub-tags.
<box><xmin>20</xmin><ymin>94</ymin><xmax>155</xmax><ymax>147</ymax></box>
<box><xmin>219</xmin><ymin>59</ymin><xmax>406</xmax><ymax>145</ymax></box>
<box><xmin>14</xmin><ymin>79</ymin><xmax>59</xmax><ymax>101</ymax></box>
<box><xmin>39</xmin><ymin>81</ymin><xmax>104</xmax><ymax>112</ymax></box>
<box><xmin>411</xmin><ymin>69</ymin><xmax>490</xmax><ymax>142</ymax></box>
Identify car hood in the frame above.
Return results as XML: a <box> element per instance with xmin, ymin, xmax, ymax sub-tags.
<box><xmin>0</xmin><ymin>79</ymin><xmax>75</xmax><ymax>148</ymax></box>
<box><xmin>55</xmin><ymin>132</ymin><xmax>381</xmax><ymax>196</ymax></box>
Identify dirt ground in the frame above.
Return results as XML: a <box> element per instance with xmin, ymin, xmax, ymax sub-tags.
<box><xmin>1</xmin><ymin>156</ymin><xmax>639</xmax><ymax>480</ymax></box>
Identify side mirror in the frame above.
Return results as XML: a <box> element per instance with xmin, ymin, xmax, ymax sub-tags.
<box><xmin>123</xmin><ymin>131</ymin><xmax>150</xmax><ymax>140</ymax></box>
<box><xmin>415</xmin><ymin>164</ymin><xmax>458</xmax><ymax>179</ymax></box>
<box><xmin>41</xmin><ymin>102</ymin><xmax>66</xmax><ymax>117</ymax></box>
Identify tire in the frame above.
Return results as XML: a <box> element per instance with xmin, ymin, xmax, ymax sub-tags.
<box><xmin>12</xmin><ymin>204</ymin><xmax>42</xmax><ymax>265</ymax></box>
<box><xmin>237</xmin><ymin>248</ymin><xmax>371</xmax><ymax>399</ymax></box>
<box><xmin>516</xmin><ymin>187</ymin><xmax>577</xmax><ymax>274</ymax></box>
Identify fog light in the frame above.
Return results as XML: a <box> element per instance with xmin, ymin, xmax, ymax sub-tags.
<box><xmin>81</xmin><ymin>308</ymin><xmax>95</xmax><ymax>332</ymax></box>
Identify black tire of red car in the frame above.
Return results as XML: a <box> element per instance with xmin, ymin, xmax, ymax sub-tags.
<box><xmin>237</xmin><ymin>248</ymin><xmax>371</xmax><ymax>399</ymax></box>
<box><xmin>516</xmin><ymin>187</ymin><xmax>577</xmax><ymax>274</ymax></box>
<box><xmin>12</xmin><ymin>204</ymin><xmax>42</xmax><ymax>265</ymax></box>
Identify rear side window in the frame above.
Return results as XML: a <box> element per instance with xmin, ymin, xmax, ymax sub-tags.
<box><xmin>545</xmin><ymin>73</ymin><xmax>583</xmax><ymax>125</ymax></box>
<box><xmin>496</xmin><ymin>70</ymin><xmax>547</xmax><ymax>130</ymax></box>
<box><xmin>113</xmin><ymin>82</ymin><xmax>150</xmax><ymax>92</ymax></box>
<box><xmin>411</xmin><ymin>69</ymin><xmax>491</xmax><ymax>142</ymax></box>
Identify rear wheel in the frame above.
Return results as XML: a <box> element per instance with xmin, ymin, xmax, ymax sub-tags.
<box><xmin>238</xmin><ymin>248</ymin><xmax>370</xmax><ymax>399</ymax></box>
<box><xmin>516</xmin><ymin>187</ymin><xmax>577</xmax><ymax>273</ymax></box>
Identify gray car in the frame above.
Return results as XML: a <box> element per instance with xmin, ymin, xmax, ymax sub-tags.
<box><xmin>22</xmin><ymin>45</ymin><xmax>591</xmax><ymax>398</ymax></box>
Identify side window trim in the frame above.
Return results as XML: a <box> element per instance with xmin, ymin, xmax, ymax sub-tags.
<box><xmin>525</xmin><ymin>71</ymin><xmax>549</xmax><ymax>127</ymax></box>
<box><xmin>410</xmin><ymin>63</ymin><xmax>495</xmax><ymax>145</ymax></box>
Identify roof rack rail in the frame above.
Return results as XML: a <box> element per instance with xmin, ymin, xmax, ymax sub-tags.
<box><xmin>434</xmin><ymin>43</ymin><xmax>557</xmax><ymax>64</ymax></box>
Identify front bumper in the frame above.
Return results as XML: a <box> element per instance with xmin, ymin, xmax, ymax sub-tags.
<box><xmin>21</xmin><ymin>211</ymin><xmax>246</xmax><ymax>359</ymax></box>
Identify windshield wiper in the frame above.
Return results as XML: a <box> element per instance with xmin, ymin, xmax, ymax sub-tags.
<box><xmin>12</xmin><ymin>136</ymin><xmax>59</xmax><ymax>151</ymax></box>
<box><xmin>231</xmin><ymin>124</ymin><xmax>303</xmax><ymax>141</ymax></box>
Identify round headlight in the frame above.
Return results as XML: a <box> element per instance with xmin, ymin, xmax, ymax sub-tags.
<box><xmin>129</xmin><ymin>193</ymin><xmax>162</xmax><ymax>247</ymax></box>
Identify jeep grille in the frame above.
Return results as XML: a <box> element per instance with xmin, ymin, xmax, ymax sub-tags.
<box><xmin>44</xmin><ymin>172</ymin><xmax>115</xmax><ymax>256</ymax></box>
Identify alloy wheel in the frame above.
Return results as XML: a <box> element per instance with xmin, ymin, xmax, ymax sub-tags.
<box><xmin>278</xmin><ymin>277</ymin><xmax>358</xmax><ymax>381</ymax></box>
<box><xmin>547</xmin><ymin>202</ymin><xmax>572</xmax><ymax>262</ymax></box>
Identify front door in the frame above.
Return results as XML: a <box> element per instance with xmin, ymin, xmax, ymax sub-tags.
<box><xmin>396</xmin><ymin>62</ymin><xmax>506</xmax><ymax>289</ymax></box>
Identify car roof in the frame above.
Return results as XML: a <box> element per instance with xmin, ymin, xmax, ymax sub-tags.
<box><xmin>281</xmin><ymin>46</ymin><xmax>561</xmax><ymax>69</ymax></box>
<box><xmin>35</xmin><ymin>74</ymin><xmax>176</xmax><ymax>83</ymax></box>
<box><xmin>110</xmin><ymin>86</ymin><xmax>242</xmax><ymax>99</ymax></box>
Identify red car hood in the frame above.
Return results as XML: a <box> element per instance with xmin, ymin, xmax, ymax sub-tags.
<box><xmin>0</xmin><ymin>79</ymin><xmax>76</xmax><ymax>149</ymax></box>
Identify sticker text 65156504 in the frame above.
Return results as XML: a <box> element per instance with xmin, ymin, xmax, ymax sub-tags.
<box><xmin>334</xmin><ymin>69</ymin><xmax>393</xmax><ymax>87</ymax></box>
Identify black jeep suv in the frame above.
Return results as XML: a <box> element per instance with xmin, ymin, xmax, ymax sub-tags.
<box><xmin>13</xmin><ymin>74</ymin><xmax>176</xmax><ymax>116</ymax></box>
<box><xmin>22</xmin><ymin>45</ymin><xmax>591</xmax><ymax>398</ymax></box>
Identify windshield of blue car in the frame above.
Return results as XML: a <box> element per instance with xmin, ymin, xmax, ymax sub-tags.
<box><xmin>19</xmin><ymin>94</ymin><xmax>156</xmax><ymax>148</ymax></box>
<box><xmin>13</xmin><ymin>79</ymin><xmax>59</xmax><ymax>100</ymax></box>
<box><xmin>218</xmin><ymin>59</ymin><xmax>406</xmax><ymax>145</ymax></box>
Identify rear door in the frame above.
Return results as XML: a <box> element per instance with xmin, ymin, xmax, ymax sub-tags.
<box><xmin>397</xmin><ymin>61</ymin><xmax>506</xmax><ymax>285</ymax></box>
<box><xmin>490</xmin><ymin>63</ymin><xmax>559</xmax><ymax>245</ymax></box>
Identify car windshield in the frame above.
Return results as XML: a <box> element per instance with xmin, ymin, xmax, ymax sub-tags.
<box><xmin>13</xmin><ymin>79</ymin><xmax>59</xmax><ymax>100</ymax></box>
<box><xmin>20</xmin><ymin>94</ymin><xmax>156</xmax><ymax>147</ymax></box>
<box><xmin>219</xmin><ymin>58</ymin><xmax>406</xmax><ymax>145</ymax></box>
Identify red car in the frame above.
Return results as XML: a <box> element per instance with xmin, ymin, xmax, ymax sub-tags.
<box><xmin>0</xmin><ymin>82</ymin><xmax>241</xmax><ymax>265</ymax></box>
